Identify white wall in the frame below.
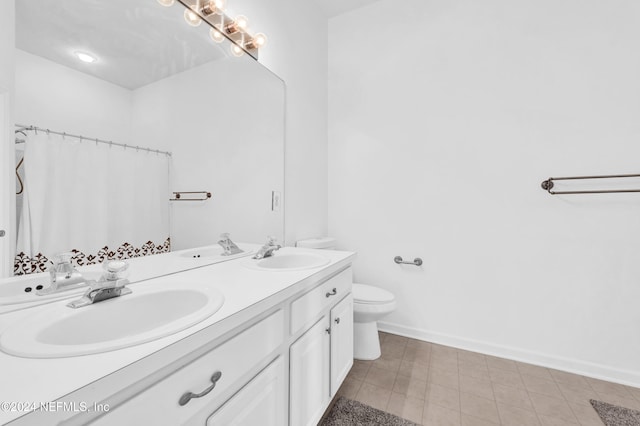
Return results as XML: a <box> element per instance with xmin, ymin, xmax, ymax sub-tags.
<box><xmin>14</xmin><ymin>50</ymin><xmax>133</xmax><ymax>142</ymax></box>
<box><xmin>131</xmin><ymin>57</ymin><xmax>285</xmax><ymax>249</ymax></box>
<box><xmin>230</xmin><ymin>0</ymin><xmax>329</xmax><ymax>245</ymax></box>
<box><xmin>328</xmin><ymin>0</ymin><xmax>640</xmax><ymax>385</ymax></box>
<box><xmin>0</xmin><ymin>0</ymin><xmax>15</xmax><ymax>277</ymax></box>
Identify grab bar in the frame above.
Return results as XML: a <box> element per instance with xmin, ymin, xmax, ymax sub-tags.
<box><xmin>394</xmin><ymin>256</ymin><xmax>423</xmax><ymax>266</ymax></box>
<box><xmin>541</xmin><ymin>173</ymin><xmax>640</xmax><ymax>195</ymax></box>
<box><xmin>170</xmin><ymin>191</ymin><xmax>212</xmax><ymax>201</ymax></box>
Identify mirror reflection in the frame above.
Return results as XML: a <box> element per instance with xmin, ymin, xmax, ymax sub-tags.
<box><xmin>12</xmin><ymin>0</ymin><xmax>285</xmax><ymax>276</ymax></box>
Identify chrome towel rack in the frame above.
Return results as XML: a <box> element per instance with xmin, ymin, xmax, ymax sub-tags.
<box><xmin>394</xmin><ymin>256</ymin><xmax>423</xmax><ymax>266</ymax></box>
<box><xmin>541</xmin><ymin>173</ymin><xmax>640</xmax><ymax>195</ymax></box>
<box><xmin>170</xmin><ymin>191</ymin><xmax>212</xmax><ymax>201</ymax></box>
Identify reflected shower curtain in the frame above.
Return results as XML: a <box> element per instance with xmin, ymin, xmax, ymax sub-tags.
<box><xmin>15</xmin><ymin>131</ymin><xmax>170</xmax><ymax>274</ymax></box>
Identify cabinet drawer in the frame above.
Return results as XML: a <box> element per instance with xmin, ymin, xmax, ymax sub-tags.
<box><xmin>290</xmin><ymin>267</ymin><xmax>351</xmax><ymax>335</ymax></box>
<box><xmin>207</xmin><ymin>357</ymin><xmax>285</xmax><ymax>426</ymax></box>
<box><xmin>93</xmin><ymin>310</ymin><xmax>284</xmax><ymax>425</ymax></box>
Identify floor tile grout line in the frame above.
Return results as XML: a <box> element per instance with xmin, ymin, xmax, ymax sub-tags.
<box><xmin>360</xmin><ymin>333</ymin><xmax>640</xmax><ymax>425</ymax></box>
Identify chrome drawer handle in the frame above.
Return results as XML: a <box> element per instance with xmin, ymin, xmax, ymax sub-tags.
<box><xmin>325</xmin><ymin>288</ymin><xmax>337</xmax><ymax>298</ymax></box>
<box><xmin>335</xmin><ymin>317</ymin><xmax>340</xmax><ymax>324</ymax></box>
<box><xmin>179</xmin><ymin>371</ymin><xmax>222</xmax><ymax>406</ymax></box>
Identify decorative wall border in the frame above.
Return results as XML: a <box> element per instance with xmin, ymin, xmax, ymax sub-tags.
<box><xmin>14</xmin><ymin>237</ymin><xmax>171</xmax><ymax>275</ymax></box>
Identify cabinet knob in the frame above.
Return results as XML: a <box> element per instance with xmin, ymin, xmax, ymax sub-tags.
<box><xmin>325</xmin><ymin>327</ymin><xmax>331</xmax><ymax>334</ymax></box>
<box><xmin>179</xmin><ymin>371</ymin><xmax>222</xmax><ymax>406</ymax></box>
<box><xmin>334</xmin><ymin>318</ymin><xmax>340</xmax><ymax>324</ymax></box>
<box><xmin>325</xmin><ymin>288</ymin><xmax>337</xmax><ymax>298</ymax></box>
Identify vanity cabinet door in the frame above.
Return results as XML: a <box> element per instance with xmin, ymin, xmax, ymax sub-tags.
<box><xmin>89</xmin><ymin>311</ymin><xmax>283</xmax><ymax>426</ymax></box>
<box><xmin>289</xmin><ymin>316</ymin><xmax>330</xmax><ymax>426</ymax></box>
<box><xmin>330</xmin><ymin>294</ymin><xmax>354</xmax><ymax>397</ymax></box>
<box><xmin>206</xmin><ymin>357</ymin><xmax>285</xmax><ymax>426</ymax></box>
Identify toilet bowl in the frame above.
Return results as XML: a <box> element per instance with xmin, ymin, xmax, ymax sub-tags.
<box><xmin>352</xmin><ymin>283</ymin><xmax>396</xmax><ymax>360</ymax></box>
<box><xmin>296</xmin><ymin>238</ymin><xmax>397</xmax><ymax>361</ymax></box>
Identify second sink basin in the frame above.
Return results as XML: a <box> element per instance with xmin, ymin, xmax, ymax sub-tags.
<box><xmin>250</xmin><ymin>253</ymin><xmax>330</xmax><ymax>271</ymax></box>
<box><xmin>0</xmin><ymin>282</ymin><xmax>224</xmax><ymax>358</ymax></box>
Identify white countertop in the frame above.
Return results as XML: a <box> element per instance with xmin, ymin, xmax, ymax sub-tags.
<box><xmin>0</xmin><ymin>246</ymin><xmax>355</xmax><ymax>425</ymax></box>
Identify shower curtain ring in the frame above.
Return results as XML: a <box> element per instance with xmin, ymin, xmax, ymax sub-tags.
<box><xmin>95</xmin><ymin>138</ymin><xmax>98</xmax><ymax>145</ymax></box>
<box><xmin>136</xmin><ymin>146</ymin><xmax>139</xmax><ymax>152</ymax></box>
<box><xmin>124</xmin><ymin>144</ymin><xmax>127</xmax><ymax>150</ymax></box>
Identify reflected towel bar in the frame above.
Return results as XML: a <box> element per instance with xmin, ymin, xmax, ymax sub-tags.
<box><xmin>394</xmin><ymin>256</ymin><xmax>423</xmax><ymax>266</ymax></box>
<box><xmin>170</xmin><ymin>191</ymin><xmax>212</xmax><ymax>201</ymax></box>
<box><xmin>541</xmin><ymin>173</ymin><xmax>640</xmax><ymax>195</ymax></box>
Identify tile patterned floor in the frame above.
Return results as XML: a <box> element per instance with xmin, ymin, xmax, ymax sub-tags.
<box><xmin>336</xmin><ymin>332</ymin><xmax>640</xmax><ymax>425</ymax></box>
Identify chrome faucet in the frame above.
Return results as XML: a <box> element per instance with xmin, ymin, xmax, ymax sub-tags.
<box><xmin>218</xmin><ymin>233</ymin><xmax>244</xmax><ymax>256</ymax></box>
<box><xmin>253</xmin><ymin>236</ymin><xmax>282</xmax><ymax>259</ymax></box>
<box><xmin>36</xmin><ymin>252</ymin><xmax>88</xmax><ymax>296</ymax></box>
<box><xmin>67</xmin><ymin>260</ymin><xmax>131</xmax><ymax>309</ymax></box>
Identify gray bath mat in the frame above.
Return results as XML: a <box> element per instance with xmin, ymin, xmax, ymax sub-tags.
<box><xmin>590</xmin><ymin>399</ymin><xmax>640</xmax><ymax>426</ymax></box>
<box><xmin>321</xmin><ymin>397</ymin><xmax>420</xmax><ymax>426</ymax></box>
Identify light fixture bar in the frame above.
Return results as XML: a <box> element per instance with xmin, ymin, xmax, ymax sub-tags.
<box><xmin>174</xmin><ymin>0</ymin><xmax>266</xmax><ymax>60</ymax></box>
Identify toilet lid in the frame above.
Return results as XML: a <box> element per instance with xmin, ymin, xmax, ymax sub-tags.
<box><xmin>352</xmin><ymin>284</ymin><xmax>395</xmax><ymax>304</ymax></box>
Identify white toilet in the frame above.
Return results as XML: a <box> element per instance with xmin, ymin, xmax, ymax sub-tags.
<box><xmin>296</xmin><ymin>238</ymin><xmax>396</xmax><ymax>360</ymax></box>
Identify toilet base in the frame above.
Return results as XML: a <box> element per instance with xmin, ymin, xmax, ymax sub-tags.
<box><xmin>353</xmin><ymin>321</ymin><xmax>382</xmax><ymax>360</ymax></box>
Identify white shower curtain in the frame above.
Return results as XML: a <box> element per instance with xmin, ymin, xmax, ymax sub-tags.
<box><xmin>15</xmin><ymin>131</ymin><xmax>170</xmax><ymax>274</ymax></box>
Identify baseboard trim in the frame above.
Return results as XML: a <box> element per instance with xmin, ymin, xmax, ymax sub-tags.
<box><xmin>377</xmin><ymin>321</ymin><xmax>640</xmax><ymax>388</ymax></box>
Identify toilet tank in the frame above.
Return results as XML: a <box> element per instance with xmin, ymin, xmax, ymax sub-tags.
<box><xmin>296</xmin><ymin>237</ymin><xmax>336</xmax><ymax>250</ymax></box>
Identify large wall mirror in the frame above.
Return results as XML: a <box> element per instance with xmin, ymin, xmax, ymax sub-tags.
<box><xmin>12</xmin><ymin>0</ymin><xmax>285</xmax><ymax>276</ymax></box>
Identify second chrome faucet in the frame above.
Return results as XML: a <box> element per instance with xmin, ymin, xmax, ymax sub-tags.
<box><xmin>253</xmin><ymin>236</ymin><xmax>281</xmax><ymax>259</ymax></box>
<box><xmin>218</xmin><ymin>233</ymin><xmax>244</xmax><ymax>256</ymax></box>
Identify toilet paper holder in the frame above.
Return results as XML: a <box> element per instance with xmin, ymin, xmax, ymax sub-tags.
<box><xmin>394</xmin><ymin>256</ymin><xmax>423</xmax><ymax>266</ymax></box>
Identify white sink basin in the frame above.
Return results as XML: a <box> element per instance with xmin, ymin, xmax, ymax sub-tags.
<box><xmin>0</xmin><ymin>282</ymin><xmax>224</xmax><ymax>358</ymax></box>
<box><xmin>249</xmin><ymin>253</ymin><xmax>330</xmax><ymax>271</ymax></box>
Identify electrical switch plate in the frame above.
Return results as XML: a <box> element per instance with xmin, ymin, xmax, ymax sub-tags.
<box><xmin>271</xmin><ymin>191</ymin><xmax>281</xmax><ymax>212</ymax></box>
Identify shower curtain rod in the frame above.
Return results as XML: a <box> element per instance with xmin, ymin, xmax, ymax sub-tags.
<box><xmin>14</xmin><ymin>124</ymin><xmax>172</xmax><ymax>157</ymax></box>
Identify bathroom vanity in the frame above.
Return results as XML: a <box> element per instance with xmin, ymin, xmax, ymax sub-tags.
<box><xmin>0</xmin><ymin>247</ymin><xmax>355</xmax><ymax>425</ymax></box>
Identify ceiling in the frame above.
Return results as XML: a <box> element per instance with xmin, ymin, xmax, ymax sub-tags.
<box><xmin>16</xmin><ymin>0</ymin><xmax>228</xmax><ymax>90</ymax></box>
<box><xmin>315</xmin><ymin>0</ymin><xmax>383</xmax><ymax>18</ymax></box>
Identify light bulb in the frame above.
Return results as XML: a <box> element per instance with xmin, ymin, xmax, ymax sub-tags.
<box><xmin>201</xmin><ymin>0</ymin><xmax>226</xmax><ymax>16</ymax></box>
<box><xmin>230</xmin><ymin>43</ymin><xmax>245</xmax><ymax>57</ymax></box>
<box><xmin>245</xmin><ymin>33</ymin><xmax>267</xmax><ymax>50</ymax></box>
<box><xmin>74</xmin><ymin>51</ymin><xmax>97</xmax><ymax>63</ymax></box>
<box><xmin>184</xmin><ymin>6</ymin><xmax>202</xmax><ymax>27</ymax></box>
<box><xmin>235</xmin><ymin>15</ymin><xmax>249</xmax><ymax>30</ymax></box>
<box><xmin>210</xmin><ymin>27</ymin><xmax>225</xmax><ymax>43</ymax></box>
<box><xmin>156</xmin><ymin>0</ymin><xmax>175</xmax><ymax>6</ymax></box>
<box><xmin>226</xmin><ymin>15</ymin><xmax>249</xmax><ymax>34</ymax></box>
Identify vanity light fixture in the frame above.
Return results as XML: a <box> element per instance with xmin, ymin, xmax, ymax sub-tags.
<box><xmin>230</xmin><ymin>43</ymin><xmax>245</xmax><ymax>57</ymax></box>
<box><xmin>225</xmin><ymin>15</ymin><xmax>249</xmax><ymax>34</ymax></box>
<box><xmin>74</xmin><ymin>51</ymin><xmax>97</xmax><ymax>63</ymax></box>
<box><xmin>200</xmin><ymin>0</ymin><xmax>226</xmax><ymax>16</ymax></box>
<box><xmin>244</xmin><ymin>33</ymin><xmax>267</xmax><ymax>50</ymax></box>
<box><xmin>184</xmin><ymin>5</ymin><xmax>202</xmax><ymax>27</ymax></box>
<box><xmin>210</xmin><ymin>27</ymin><xmax>225</xmax><ymax>43</ymax></box>
<box><xmin>169</xmin><ymin>1</ymin><xmax>267</xmax><ymax>59</ymax></box>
